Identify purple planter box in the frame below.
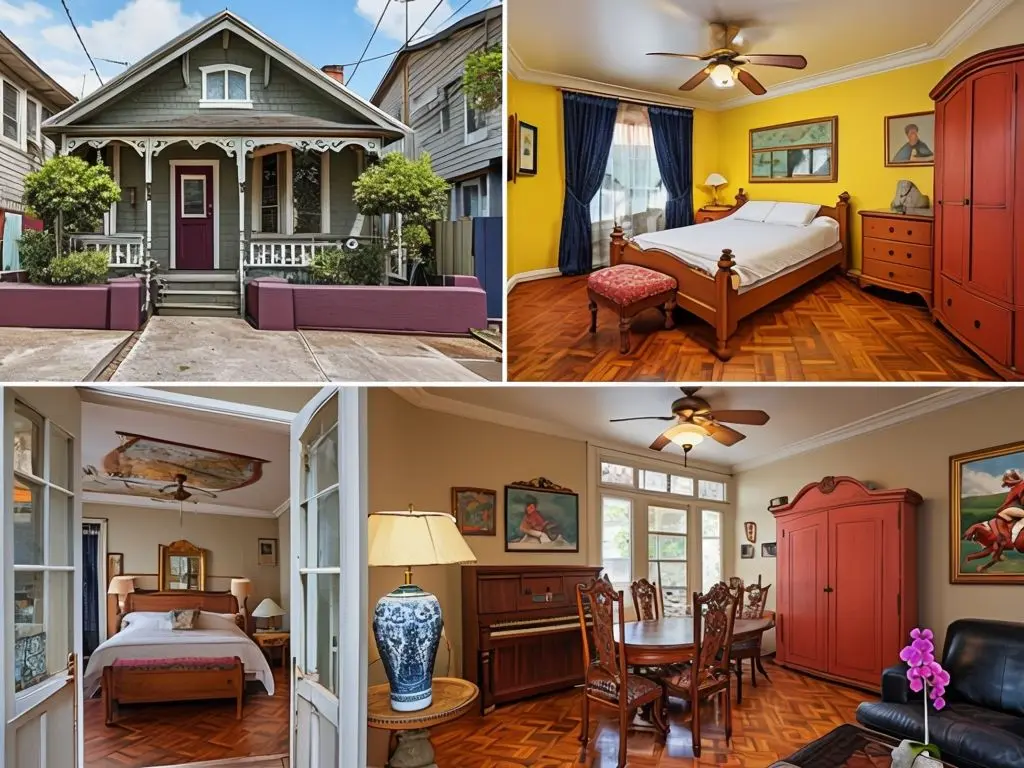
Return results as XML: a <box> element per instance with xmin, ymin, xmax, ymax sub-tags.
<box><xmin>0</xmin><ymin>279</ymin><xmax>144</xmax><ymax>330</ymax></box>
<box><xmin>247</xmin><ymin>277</ymin><xmax>488</xmax><ymax>334</ymax></box>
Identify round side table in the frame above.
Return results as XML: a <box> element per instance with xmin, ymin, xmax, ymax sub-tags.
<box><xmin>367</xmin><ymin>677</ymin><xmax>479</xmax><ymax>768</ymax></box>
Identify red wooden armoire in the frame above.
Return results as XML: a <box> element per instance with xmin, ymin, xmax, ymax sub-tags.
<box><xmin>772</xmin><ymin>476</ymin><xmax>921</xmax><ymax>690</ymax></box>
<box><xmin>931</xmin><ymin>45</ymin><xmax>1024</xmax><ymax>379</ymax></box>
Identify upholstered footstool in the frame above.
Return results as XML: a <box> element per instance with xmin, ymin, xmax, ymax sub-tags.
<box><xmin>587</xmin><ymin>265</ymin><xmax>677</xmax><ymax>353</ymax></box>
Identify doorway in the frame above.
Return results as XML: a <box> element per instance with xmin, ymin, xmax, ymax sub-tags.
<box><xmin>171</xmin><ymin>160</ymin><xmax>219</xmax><ymax>270</ymax></box>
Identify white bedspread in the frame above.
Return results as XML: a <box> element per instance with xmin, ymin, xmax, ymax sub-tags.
<box><xmin>84</xmin><ymin>625</ymin><xmax>275</xmax><ymax>698</ymax></box>
<box><xmin>630</xmin><ymin>217</ymin><xmax>841</xmax><ymax>287</ymax></box>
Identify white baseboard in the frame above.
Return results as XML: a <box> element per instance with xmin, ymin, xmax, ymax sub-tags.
<box><xmin>506</xmin><ymin>267</ymin><xmax>562</xmax><ymax>293</ymax></box>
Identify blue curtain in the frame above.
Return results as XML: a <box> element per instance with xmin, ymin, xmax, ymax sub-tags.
<box><xmin>82</xmin><ymin>523</ymin><xmax>100</xmax><ymax>657</ymax></box>
<box><xmin>648</xmin><ymin>105</ymin><xmax>695</xmax><ymax>230</ymax></box>
<box><xmin>558</xmin><ymin>92</ymin><xmax>619</xmax><ymax>275</ymax></box>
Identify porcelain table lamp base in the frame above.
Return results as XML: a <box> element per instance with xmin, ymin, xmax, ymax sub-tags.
<box><xmin>373</xmin><ymin>583</ymin><xmax>443</xmax><ymax>712</ymax></box>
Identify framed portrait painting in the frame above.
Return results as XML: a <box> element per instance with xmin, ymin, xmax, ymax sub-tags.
<box><xmin>517</xmin><ymin>121</ymin><xmax>538</xmax><ymax>176</ymax></box>
<box><xmin>885</xmin><ymin>111</ymin><xmax>935</xmax><ymax>167</ymax></box>
<box><xmin>951</xmin><ymin>440</ymin><xmax>1024</xmax><ymax>584</ymax></box>
<box><xmin>257</xmin><ymin>538</ymin><xmax>278</xmax><ymax>566</ymax></box>
<box><xmin>452</xmin><ymin>487</ymin><xmax>497</xmax><ymax>536</ymax></box>
<box><xmin>504</xmin><ymin>478</ymin><xmax>578</xmax><ymax>552</ymax></box>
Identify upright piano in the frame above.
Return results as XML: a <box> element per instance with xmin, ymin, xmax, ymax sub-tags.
<box><xmin>461</xmin><ymin>564</ymin><xmax>604</xmax><ymax>714</ymax></box>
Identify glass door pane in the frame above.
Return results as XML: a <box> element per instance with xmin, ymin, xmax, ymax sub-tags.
<box><xmin>702</xmin><ymin>509</ymin><xmax>723</xmax><ymax>591</ymax></box>
<box><xmin>648</xmin><ymin>505</ymin><xmax>688</xmax><ymax>616</ymax></box>
<box><xmin>600</xmin><ymin>496</ymin><xmax>632</xmax><ymax>588</ymax></box>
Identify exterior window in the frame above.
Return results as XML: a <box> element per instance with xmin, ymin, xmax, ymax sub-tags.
<box><xmin>26</xmin><ymin>99</ymin><xmax>38</xmax><ymax>145</ymax></box>
<box><xmin>466</xmin><ymin>103</ymin><xmax>484</xmax><ymax>134</ymax></box>
<box><xmin>701</xmin><ymin>509</ymin><xmax>723</xmax><ymax>590</ymax></box>
<box><xmin>2</xmin><ymin>81</ymin><xmax>19</xmax><ymax>142</ymax></box>
<box><xmin>461</xmin><ymin>180</ymin><xmax>482</xmax><ymax>218</ymax></box>
<box><xmin>440</xmin><ymin>84</ymin><xmax>456</xmax><ymax>133</ymax></box>
<box><xmin>698</xmin><ymin>479</ymin><xmax>726</xmax><ymax>502</ymax></box>
<box><xmin>260</xmin><ymin>153</ymin><xmax>281</xmax><ymax>233</ymax></box>
<box><xmin>200</xmin><ymin>65</ymin><xmax>252</xmax><ymax>108</ymax></box>
<box><xmin>293</xmin><ymin>151</ymin><xmax>322</xmax><ymax>234</ymax></box>
<box><xmin>601</xmin><ymin>497</ymin><xmax>632</xmax><ymax>589</ymax></box>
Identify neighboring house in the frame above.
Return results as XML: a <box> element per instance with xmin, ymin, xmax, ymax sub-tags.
<box><xmin>371</xmin><ymin>6</ymin><xmax>502</xmax><ymax>221</ymax></box>
<box><xmin>41</xmin><ymin>10</ymin><xmax>411</xmax><ymax>314</ymax></box>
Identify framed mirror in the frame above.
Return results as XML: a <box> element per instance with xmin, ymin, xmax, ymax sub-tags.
<box><xmin>750</xmin><ymin>116</ymin><xmax>838</xmax><ymax>182</ymax></box>
<box><xmin>158</xmin><ymin>539</ymin><xmax>206</xmax><ymax>591</ymax></box>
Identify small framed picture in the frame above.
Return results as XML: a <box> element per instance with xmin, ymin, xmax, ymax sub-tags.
<box><xmin>517</xmin><ymin>120</ymin><xmax>538</xmax><ymax>176</ymax></box>
<box><xmin>741</xmin><ymin>544</ymin><xmax>755</xmax><ymax>559</ymax></box>
<box><xmin>744</xmin><ymin>521</ymin><xmax>757</xmax><ymax>544</ymax></box>
<box><xmin>452</xmin><ymin>487</ymin><xmax>497</xmax><ymax>536</ymax></box>
<box><xmin>107</xmin><ymin>552</ymin><xmax>123</xmax><ymax>581</ymax></box>
<box><xmin>761</xmin><ymin>542</ymin><xmax>777</xmax><ymax>558</ymax></box>
<box><xmin>885</xmin><ymin>111</ymin><xmax>935</xmax><ymax>167</ymax></box>
<box><xmin>507</xmin><ymin>113</ymin><xmax>519</xmax><ymax>182</ymax></box>
<box><xmin>257</xmin><ymin>538</ymin><xmax>278</xmax><ymax>566</ymax></box>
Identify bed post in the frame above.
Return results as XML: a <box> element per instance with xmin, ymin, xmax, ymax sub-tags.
<box><xmin>715</xmin><ymin>248</ymin><xmax>737</xmax><ymax>361</ymax></box>
<box><xmin>734</xmin><ymin>188</ymin><xmax>749</xmax><ymax>210</ymax></box>
<box><xmin>836</xmin><ymin>191</ymin><xmax>851</xmax><ymax>270</ymax></box>
<box><xmin>610</xmin><ymin>226</ymin><xmax>626</xmax><ymax>266</ymax></box>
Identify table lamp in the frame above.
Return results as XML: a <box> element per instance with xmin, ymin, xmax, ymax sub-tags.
<box><xmin>230</xmin><ymin>578</ymin><xmax>251</xmax><ymax>613</ymax></box>
<box><xmin>251</xmin><ymin>598</ymin><xmax>285</xmax><ymax>632</ymax></box>
<box><xmin>107</xmin><ymin>576</ymin><xmax>135</xmax><ymax>612</ymax></box>
<box><xmin>368</xmin><ymin>505</ymin><xmax>477</xmax><ymax>712</ymax></box>
<box><xmin>704</xmin><ymin>173</ymin><xmax>728</xmax><ymax>207</ymax></box>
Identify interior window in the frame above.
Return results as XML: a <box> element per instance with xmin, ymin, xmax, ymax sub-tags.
<box><xmin>3</xmin><ymin>82</ymin><xmax>19</xmax><ymax>142</ymax></box>
<box><xmin>601</xmin><ymin>496</ymin><xmax>632</xmax><ymax>589</ymax></box>
<box><xmin>261</xmin><ymin>153</ymin><xmax>281</xmax><ymax>233</ymax></box>
<box><xmin>701</xmin><ymin>509</ymin><xmax>723</xmax><ymax>590</ymax></box>
<box><xmin>293</xmin><ymin>151</ymin><xmax>322</xmax><ymax>234</ymax></box>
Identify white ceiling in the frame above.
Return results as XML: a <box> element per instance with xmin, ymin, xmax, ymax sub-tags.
<box><xmin>509</xmin><ymin>0</ymin><xmax>997</xmax><ymax>106</ymax></box>
<box><xmin>410</xmin><ymin>386</ymin><xmax>998</xmax><ymax>471</ymax></box>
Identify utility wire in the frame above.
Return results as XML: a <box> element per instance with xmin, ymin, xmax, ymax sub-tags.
<box><xmin>60</xmin><ymin>0</ymin><xmax>103</xmax><ymax>85</ymax></box>
<box><xmin>96</xmin><ymin>56</ymin><xmax>129</xmax><ymax>67</ymax></box>
<box><xmin>347</xmin><ymin>0</ymin><xmax>393</xmax><ymax>85</ymax></box>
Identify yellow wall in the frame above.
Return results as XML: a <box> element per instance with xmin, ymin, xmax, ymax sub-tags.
<box><xmin>717</xmin><ymin>61</ymin><xmax>944</xmax><ymax>271</ymax></box>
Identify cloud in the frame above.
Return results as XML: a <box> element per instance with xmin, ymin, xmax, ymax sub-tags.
<box><xmin>0</xmin><ymin>1</ymin><xmax>51</xmax><ymax>26</ymax></box>
<box><xmin>961</xmin><ymin>468</ymin><xmax>1007</xmax><ymax>498</ymax></box>
<box><xmin>355</xmin><ymin>0</ymin><xmax>456</xmax><ymax>44</ymax></box>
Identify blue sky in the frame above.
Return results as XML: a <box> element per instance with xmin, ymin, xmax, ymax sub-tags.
<box><xmin>0</xmin><ymin>0</ymin><xmax>497</xmax><ymax>100</ymax></box>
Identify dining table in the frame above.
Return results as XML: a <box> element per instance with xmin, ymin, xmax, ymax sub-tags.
<box><xmin>614</xmin><ymin>616</ymin><xmax>776</xmax><ymax>666</ymax></box>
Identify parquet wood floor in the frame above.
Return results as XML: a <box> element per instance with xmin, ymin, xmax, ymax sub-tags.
<box><xmin>430</xmin><ymin>662</ymin><xmax>868</xmax><ymax>766</ymax></box>
<box><xmin>507</xmin><ymin>274</ymin><xmax>998</xmax><ymax>382</ymax></box>
<box><xmin>85</xmin><ymin>666</ymin><xmax>289</xmax><ymax>768</ymax></box>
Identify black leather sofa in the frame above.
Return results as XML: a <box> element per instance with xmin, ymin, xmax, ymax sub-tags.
<box><xmin>856</xmin><ymin>618</ymin><xmax>1024</xmax><ymax>768</ymax></box>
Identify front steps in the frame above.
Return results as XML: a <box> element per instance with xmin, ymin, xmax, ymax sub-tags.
<box><xmin>156</xmin><ymin>270</ymin><xmax>240</xmax><ymax>317</ymax></box>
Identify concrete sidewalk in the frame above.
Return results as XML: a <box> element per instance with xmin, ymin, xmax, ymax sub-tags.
<box><xmin>0</xmin><ymin>328</ymin><xmax>132</xmax><ymax>381</ymax></box>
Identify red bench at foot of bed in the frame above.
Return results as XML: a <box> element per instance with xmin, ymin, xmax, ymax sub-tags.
<box><xmin>103</xmin><ymin>656</ymin><xmax>244</xmax><ymax>726</ymax></box>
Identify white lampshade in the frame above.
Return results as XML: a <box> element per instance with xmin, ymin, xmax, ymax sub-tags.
<box><xmin>251</xmin><ymin>598</ymin><xmax>285</xmax><ymax>619</ymax></box>
<box><xmin>368</xmin><ymin>507</ymin><xmax>477</xmax><ymax>568</ymax></box>
<box><xmin>665</xmin><ymin>423</ymin><xmax>707</xmax><ymax>448</ymax></box>
<box><xmin>705</xmin><ymin>173</ymin><xmax>728</xmax><ymax>187</ymax></box>
<box><xmin>107</xmin><ymin>576</ymin><xmax>135</xmax><ymax>596</ymax></box>
<box><xmin>710</xmin><ymin>63</ymin><xmax>736</xmax><ymax>88</ymax></box>
<box><xmin>230</xmin><ymin>578</ymin><xmax>251</xmax><ymax>600</ymax></box>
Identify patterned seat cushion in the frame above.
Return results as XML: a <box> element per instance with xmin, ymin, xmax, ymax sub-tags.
<box><xmin>588</xmin><ymin>265</ymin><xmax>677</xmax><ymax>306</ymax></box>
<box><xmin>112</xmin><ymin>656</ymin><xmax>239</xmax><ymax>671</ymax></box>
<box><xmin>587</xmin><ymin>665</ymin><xmax>661</xmax><ymax>706</ymax></box>
<box><xmin>665</xmin><ymin>663</ymin><xmax>731</xmax><ymax>695</ymax></box>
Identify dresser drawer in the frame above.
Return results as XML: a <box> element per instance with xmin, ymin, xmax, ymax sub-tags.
<box><xmin>862</xmin><ymin>258</ymin><xmax>932</xmax><ymax>290</ymax></box>
<box><xmin>862</xmin><ymin>217</ymin><xmax>933</xmax><ymax>246</ymax></box>
<box><xmin>938</xmin><ymin>277</ymin><xmax>1013</xmax><ymax>366</ymax></box>
<box><xmin>863</xmin><ymin>237</ymin><xmax>933</xmax><ymax>270</ymax></box>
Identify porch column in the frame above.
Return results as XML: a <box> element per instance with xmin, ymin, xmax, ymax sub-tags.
<box><xmin>144</xmin><ymin>139</ymin><xmax>153</xmax><ymax>264</ymax></box>
<box><xmin>237</xmin><ymin>137</ymin><xmax>247</xmax><ymax>317</ymax></box>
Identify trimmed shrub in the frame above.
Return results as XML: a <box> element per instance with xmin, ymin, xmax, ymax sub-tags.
<box><xmin>44</xmin><ymin>251</ymin><xmax>110</xmax><ymax>285</ymax></box>
<box><xmin>18</xmin><ymin>229</ymin><xmax>57</xmax><ymax>284</ymax></box>
<box><xmin>310</xmin><ymin>244</ymin><xmax>385</xmax><ymax>286</ymax></box>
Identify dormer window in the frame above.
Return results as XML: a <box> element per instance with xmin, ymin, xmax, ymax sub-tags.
<box><xmin>199</xmin><ymin>64</ymin><xmax>252</xmax><ymax>108</ymax></box>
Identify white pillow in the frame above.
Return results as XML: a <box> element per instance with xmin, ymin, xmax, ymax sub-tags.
<box><xmin>765</xmin><ymin>202</ymin><xmax>821</xmax><ymax>227</ymax></box>
<box><xmin>194</xmin><ymin>611</ymin><xmax>242</xmax><ymax>632</ymax></box>
<box><xmin>809</xmin><ymin>216</ymin><xmax>840</xmax><ymax>234</ymax></box>
<box><xmin>732</xmin><ymin>201</ymin><xmax>777</xmax><ymax>222</ymax></box>
<box><xmin>121</xmin><ymin>611</ymin><xmax>172</xmax><ymax>631</ymax></box>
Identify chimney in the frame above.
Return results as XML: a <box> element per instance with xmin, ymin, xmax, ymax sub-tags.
<box><xmin>321</xmin><ymin>65</ymin><xmax>344</xmax><ymax>85</ymax></box>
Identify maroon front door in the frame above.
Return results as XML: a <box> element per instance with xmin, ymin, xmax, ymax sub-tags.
<box><xmin>175</xmin><ymin>164</ymin><xmax>215</xmax><ymax>270</ymax></box>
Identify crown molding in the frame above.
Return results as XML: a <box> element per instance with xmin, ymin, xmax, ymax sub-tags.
<box><xmin>734</xmin><ymin>386</ymin><xmax>1004</xmax><ymax>473</ymax></box>
<box><xmin>82</xmin><ymin>492</ymin><xmax>277</xmax><ymax>519</ymax></box>
<box><xmin>511</xmin><ymin>0</ymin><xmax>1016</xmax><ymax>112</ymax></box>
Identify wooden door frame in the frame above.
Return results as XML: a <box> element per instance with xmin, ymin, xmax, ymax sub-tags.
<box><xmin>169</xmin><ymin>158</ymin><xmax>220</xmax><ymax>270</ymax></box>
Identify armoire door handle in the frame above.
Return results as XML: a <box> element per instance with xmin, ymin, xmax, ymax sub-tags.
<box><xmin>964</xmin><ymin>198</ymin><xmax>971</xmax><ymax>205</ymax></box>
<box><xmin>974</xmin><ymin>319</ymin><xmax>981</xmax><ymax>329</ymax></box>
<box><xmin>823</xmin><ymin>586</ymin><xmax>834</xmax><ymax>593</ymax></box>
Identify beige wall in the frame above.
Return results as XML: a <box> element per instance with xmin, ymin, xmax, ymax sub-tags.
<box><xmin>947</xmin><ymin>0</ymin><xmax>1024</xmax><ymax>64</ymax></box>
<box><xmin>733</xmin><ymin>388</ymin><xmax>1023</xmax><ymax>655</ymax></box>
<box><xmin>86</xmin><ymin>503</ymin><xmax>283</xmax><ymax>614</ymax></box>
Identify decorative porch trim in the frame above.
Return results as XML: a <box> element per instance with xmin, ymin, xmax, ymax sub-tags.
<box><xmin>169</xmin><ymin>159</ymin><xmax>221</xmax><ymax>269</ymax></box>
<box><xmin>242</xmin><ymin>137</ymin><xmax>382</xmax><ymax>156</ymax></box>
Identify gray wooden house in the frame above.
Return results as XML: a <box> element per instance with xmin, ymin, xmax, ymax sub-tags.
<box><xmin>42</xmin><ymin>10</ymin><xmax>410</xmax><ymax>315</ymax></box>
<box><xmin>371</xmin><ymin>7</ymin><xmax>502</xmax><ymax>221</ymax></box>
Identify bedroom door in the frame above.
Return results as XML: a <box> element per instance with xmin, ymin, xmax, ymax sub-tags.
<box><xmin>0</xmin><ymin>387</ymin><xmax>83</xmax><ymax>768</ymax></box>
<box><xmin>289</xmin><ymin>387</ymin><xmax>367</xmax><ymax>768</ymax></box>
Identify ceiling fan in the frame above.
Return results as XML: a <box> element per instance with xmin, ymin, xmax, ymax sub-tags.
<box><xmin>609</xmin><ymin>387</ymin><xmax>770</xmax><ymax>465</ymax></box>
<box><xmin>647</xmin><ymin>22</ymin><xmax>807</xmax><ymax>96</ymax></box>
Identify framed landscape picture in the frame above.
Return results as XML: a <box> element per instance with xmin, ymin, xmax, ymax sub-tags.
<box><xmin>504</xmin><ymin>479</ymin><xmax>578</xmax><ymax>552</ymax></box>
<box><xmin>951</xmin><ymin>440</ymin><xmax>1024</xmax><ymax>584</ymax></box>
<box><xmin>452</xmin><ymin>487</ymin><xmax>497</xmax><ymax>536</ymax></box>
<box><xmin>885</xmin><ymin>111</ymin><xmax>935</xmax><ymax>167</ymax></box>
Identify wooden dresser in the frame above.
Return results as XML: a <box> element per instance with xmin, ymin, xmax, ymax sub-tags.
<box><xmin>461</xmin><ymin>564</ymin><xmax>603</xmax><ymax>714</ymax></box>
<box><xmin>858</xmin><ymin>209</ymin><xmax>935</xmax><ymax>307</ymax></box>
<box><xmin>772</xmin><ymin>477</ymin><xmax>921</xmax><ymax>691</ymax></box>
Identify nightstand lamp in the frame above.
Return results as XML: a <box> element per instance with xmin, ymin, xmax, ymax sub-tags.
<box><xmin>368</xmin><ymin>505</ymin><xmax>477</xmax><ymax>712</ymax></box>
<box><xmin>704</xmin><ymin>173</ymin><xmax>729</xmax><ymax>207</ymax></box>
<box><xmin>251</xmin><ymin>598</ymin><xmax>285</xmax><ymax>632</ymax></box>
<box><xmin>230</xmin><ymin>578</ymin><xmax>251</xmax><ymax>613</ymax></box>
<box><xmin>108</xmin><ymin>576</ymin><xmax>135</xmax><ymax>612</ymax></box>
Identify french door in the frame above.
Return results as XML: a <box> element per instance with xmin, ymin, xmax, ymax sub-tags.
<box><xmin>289</xmin><ymin>387</ymin><xmax>367</xmax><ymax>767</ymax></box>
<box><xmin>1</xmin><ymin>387</ymin><xmax>83</xmax><ymax>767</ymax></box>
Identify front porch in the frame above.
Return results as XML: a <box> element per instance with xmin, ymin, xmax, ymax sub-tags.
<box><xmin>65</xmin><ymin>133</ymin><xmax>395</xmax><ymax>315</ymax></box>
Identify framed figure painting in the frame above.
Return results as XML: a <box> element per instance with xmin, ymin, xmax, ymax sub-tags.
<box><xmin>452</xmin><ymin>487</ymin><xmax>497</xmax><ymax>536</ymax></box>
<box><xmin>504</xmin><ymin>478</ymin><xmax>578</xmax><ymax>552</ymax></box>
<box><xmin>517</xmin><ymin>121</ymin><xmax>538</xmax><ymax>176</ymax></box>
<box><xmin>951</xmin><ymin>440</ymin><xmax>1024</xmax><ymax>583</ymax></box>
<box><xmin>885</xmin><ymin>112</ymin><xmax>935</xmax><ymax>167</ymax></box>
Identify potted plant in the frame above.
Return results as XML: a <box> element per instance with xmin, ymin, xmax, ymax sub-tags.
<box><xmin>891</xmin><ymin>628</ymin><xmax>949</xmax><ymax>767</ymax></box>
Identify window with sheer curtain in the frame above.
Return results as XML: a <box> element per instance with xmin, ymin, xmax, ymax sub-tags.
<box><xmin>589</xmin><ymin>103</ymin><xmax>667</xmax><ymax>267</ymax></box>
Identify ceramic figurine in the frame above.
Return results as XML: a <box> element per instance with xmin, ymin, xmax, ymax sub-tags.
<box><xmin>891</xmin><ymin>180</ymin><xmax>930</xmax><ymax>213</ymax></box>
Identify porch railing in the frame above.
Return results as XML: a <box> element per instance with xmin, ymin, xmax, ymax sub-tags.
<box><xmin>246</xmin><ymin>238</ymin><xmax>353</xmax><ymax>268</ymax></box>
<box><xmin>71</xmin><ymin>234</ymin><xmax>145</xmax><ymax>267</ymax></box>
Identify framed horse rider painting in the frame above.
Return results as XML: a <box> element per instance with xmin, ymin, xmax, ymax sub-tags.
<box><xmin>950</xmin><ymin>439</ymin><xmax>1024</xmax><ymax>584</ymax></box>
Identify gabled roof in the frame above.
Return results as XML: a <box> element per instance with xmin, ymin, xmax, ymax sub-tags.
<box><xmin>0</xmin><ymin>30</ymin><xmax>75</xmax><ymax>109</ymax></box>
<box><xmin>43</xmin><ymin>10</ymin><xmax>410</xmax><ymax>137</ymax></box>
<box><xmin>370</xmin><ymin>5</ymin><xmax>502</xmax><ymax>107</ymax></box>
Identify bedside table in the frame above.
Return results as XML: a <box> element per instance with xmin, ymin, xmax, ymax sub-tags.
<box><xmin>254</xmin><ymin>631</ymin><xmax>289</xmax><ymax>668</ymax></box>
<box><xmin>858</xmin><ymin>209</ymin><xmax>934</xmax><ymax>307</ymax></box>
<box><xmin>696</xmin><ymin>205</ymin><xmax>736</xmax><ymax>224</ymax></box>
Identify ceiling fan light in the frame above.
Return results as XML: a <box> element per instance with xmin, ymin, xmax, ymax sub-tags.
<box><xmin>665</xmin><ymin>423</ymin><xmax>707</xmax><ymax>449</ymax></box>
<box><xmin>710</xmin><ymin>63</ymin><xmax>736</xmax><ymax>88</ymax></box>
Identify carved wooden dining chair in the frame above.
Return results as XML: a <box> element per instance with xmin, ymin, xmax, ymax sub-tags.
<box><xmin>630</xmin><ymin>577</ymin><xmax>661</xmax><ymax>621</ymax></box>
<box><xmin>661</xmin><ymin>582</ymin><xmax>736</xmax><ymax>758</ymax></box>
<box><xmin>731</xmin><ymin>581</ymin><xmax>773</xmax><ymax>704</ymax></box>
<box><xmin>576</xmin><ymin>578</ymin><xmax>668</xmax><ymax>768</ymax></box>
